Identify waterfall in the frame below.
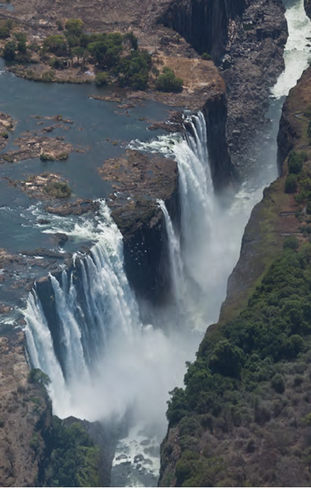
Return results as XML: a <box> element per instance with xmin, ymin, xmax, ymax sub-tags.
<box><xmin>157</xmin><ymin>199</ymin><xmax>184</xmax><ymax>302</ymax></box>
<box><xmin>24</xmin><ymin>200</ymin><xmax>143</xmax><ymax>419</ymax></box>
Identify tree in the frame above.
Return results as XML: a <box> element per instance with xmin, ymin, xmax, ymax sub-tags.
<box><xmin>65</xmin><ymin>18</ymin><xmax>84</xmax><ymax>37</ymax></box>
<box><xmin>43</xmin><ymin>35</ymin><xmax>67</xmax><ymax>56</ymax></box>
<box><xmin>14</xmin><ymin>33</ymin><xmax>27</xmax><ymax>54</ymax></box>
<box><xmin>288</xmin><ymin>150</ymin><xmax>304</xmax><ymax>174</ymax></box>
<box><xmin>95</xmin><ymin>71</ymin><xmax>108</xmax><ymax>86</ymax></box>
<box><xmin>72</xmin><ymin>46</ymin><xmax>84</xmax><ymax>64</ymax></box>
<box><xmin>284</xmin><ymin>174</ymin><xmax>298</xmax><ymax>193</ymax></box>
<box><xmin>209</xmin><ymin>339</ymin><xmax>244</xmax><ymax>378</ymax></box>
<box><xmin>3</xmin><ymin>40</ymin><xmax>16</xmax><ymax>60</ymax></box>
<box><xmin>156</xmin><ymin>67</ymin><xmax>183</xmax><ymax>93</ymax></box>
<box><xmin>28</xmin><ymin>368</ymin><xmax>51</xmax><ymax>386</ymax></box>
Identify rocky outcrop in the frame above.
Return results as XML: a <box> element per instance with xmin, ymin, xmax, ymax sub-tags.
<box><xmin>0</xmin><ymin>332</ymin><xmax>52</xmax><ymax>487</ymax></box>
<box><xmin>99</xmin><ymin>149</ymin><xmax>180</xmax><ymax>306</ymax></box>
<box><xmin>221</xmin><ymin>0</ymin><xmax>287</xmax><ymax>175</ymax></box>
<box><xmin>277</xmin><ymin>65</ymin><xmax>311</xmax><ymax>172</ymax></box>
<box><xmin>304</xmin><ymin>0</ymin><xmax>311</xmax><ymax>19</ymax></box>
<box><xmin>159</xmin><ymin>0</ymin><xmax>246</xmax><ymax>60</ymax></box>
<box><xmin>202</xmin><ymin>92</ymin><xmax>238</xmax><ymax>190</ymax></box>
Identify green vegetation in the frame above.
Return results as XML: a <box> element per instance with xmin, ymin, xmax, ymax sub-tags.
<box><xmin>40</xmin><ymin>152</ymin><xmax>55</xmax><ymax>161</ymax></box>
<box><xmin>0</xmin><ymin>19</ymin><xmax>13</xmax><ymax>39</ymax></box>
<box><xmin>284</xmin><ymin>173</ymin><xmax>298</xmax><ymax>193</ymax></box>
<box><xmin>41</xmin><ymin>418</ymin><xmax>101</xmax><ymax>487</ymax></box>
<box><xmin>201</xmin><ymin>52</ymin><xmax>212</xmax><ymax>61</ymax></box>
<box><xmin>166</xmin><ymin>243</ymin><xmax>311</xmax><ymax>485</ymax></box>
<box><xmin>155</xmin><ymin>67</ymin><xmax>183</xmax><ymax>93</ymax></box>
<box><xmin>65</xmin><ymin>18</ymin><xmax>84</xmax><ymax>37</ymax></box>
<box><xmin>45</xmin><ymin>181</ymin><xmax>71</xmax><ymax>198</ymax></box>
<box><xmin>43</xmin><ymin>35</ymin><xmax>67</xmax><ymax>57</ymax></box>
<box><xmin>95</xmin><ymin>71</ymin><xmax>108</xmax><ymax>86</ymax></box>
<box><xmin>288</xmin><ymin>150</ymin><xmax>307</xmax><ymax>174</ymax></box>
<box><xmin>117</xmin><ymin>49</ymin><xmax>151</xmax><ymax>89</ymax></box>
<box><xmin>14</xmin><ymin>32</ymin><xmax>27</xmax><ymax>54</ymax></box>
<box><xmin>3</xmin><ymin>40</ymin><xmax>16</xmax><ymax>60</ymax></box>
<box><xmin>28</xmin><ymin>368</ymin><xmax>51</xmax><ymax>387</ymax></box>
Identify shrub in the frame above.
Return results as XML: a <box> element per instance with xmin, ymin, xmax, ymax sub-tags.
<box><xmin>45</xmin><ymin>181</ymin><xmax>71</xmax><ymax>198</ymax></box>
<box><xmin>284</xmin><ymin>174</ymin><xmax>298</xmax><ymax>193</ymax></box>
<box><xmin>0</xmin><ymin>25</ymin><xmax>10</xmax><ymax>39</ymax></box>
<box><xmin>124</xmin><ymin>31</ymin><xmax>138</xmax><ymax>50</ymax></box>
<box><xmin>56</xmin><ymin>19</ymin><xmax>63</xmax><ymax>31</ymax></box>
<box><xmin>288</xmin><ymin>151</ymin><xmax>304</xmax><ymax>174</ymax></box>
<box><xmin>155</xmin><ymin>67</ymin><xmax>183</xmax><ymax>93</ymax></box>
<box><xmin>40</xmin><ymin>152</ymin><xmax>55</xmax><ymax>161</ymax></box>
<box><xmin>271</xmin><ymin>374</ymin><xmax>285</xmax><ymax>393</ymax></box>
<box><xmin>3</xmin><ymin>40</ymin><xmax>16</xmax><ymax>60</ymax></box>
<box><xmin>57</xmin><ymin>152</ymin><xmax>68</xmax><ymax>161</ymax></box>
<box><xmin>283</xmin><ymin>236</ymin><xmax>299</xmax><ymax>250</ymax></box>
<box><xmin>41</xmin><ymin>71</ymin><xmax>55</xmax><ymax>82</ymax></box>
<box><xmin>95</xmin><ymin>71</ymin><xmax>109</xmax><ymax>86</ymax></box>
<box><xmin>49</xmin><ymin>57</ymin><xmax>62</xmax><ymax>69</ymax></box>
<box><xmin>201</xmin><ymin>52</ymin><xmax>212</xmax><ymax>60</ymax></box>
<box><xmin>209</xmin><ymin>340</ymin><xmax>244</xmax><ymax>378</ymax></box>
<box><xmin>28</xmin><ymin>368</ymin><xmax>51</xmax><ymax>386</ymax></box>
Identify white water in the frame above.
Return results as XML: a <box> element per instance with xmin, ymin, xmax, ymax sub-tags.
<box><xmin>271</xmin><ymin>0</ymin><xmax>311</xmax><ymax>98</ymax></box>
<box><xmin>157</xmin><ymin>199</ymin><xmax>184</xmax><ymax>303</ymax></box>
<box><xmin>24</xmin><ymin>0</ymin><xmax>311</xmax><ymax>484</ymax></box>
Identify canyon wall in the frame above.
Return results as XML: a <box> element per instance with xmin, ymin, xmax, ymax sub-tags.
<box><xmin>159</xmin><ymin>59</ymin><xmax>311</xmax><ymax>488</ymax></box>
<box><xmin>159</xmin><ymin>0</ymin><xmax>246</xmax><ymax>60</ymax></box>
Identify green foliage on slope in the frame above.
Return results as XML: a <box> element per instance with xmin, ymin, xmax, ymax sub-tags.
<box><xmin>165</xmin><ymin>243</ymin><xmax>311</xmax><ymax>486</ymax></box>
<box><xmin>41</xmin><ymin>418</ymin><xmax>101</xmax><ymax>487</ymax></box>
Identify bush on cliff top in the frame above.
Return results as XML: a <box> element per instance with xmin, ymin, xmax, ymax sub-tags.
<box><xmin>284</xmin><ymin>174</ymin><xmax>298</xmax><ymax>193</ymax></box>
<box><xmin>288</xmin><ymin>150</ymin><xmax>306</xmax><ymax>174</ymax></box>
<box><xmin>156</xmin><ymin>67</ymin><xmax>183</xmax><ymax>93</ymax></box>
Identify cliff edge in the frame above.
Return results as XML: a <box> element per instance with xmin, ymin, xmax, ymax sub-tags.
<box><xmin>159</xmin><ymin>64</ymin><xmax>311</xmax><ymax>488</ymax></box>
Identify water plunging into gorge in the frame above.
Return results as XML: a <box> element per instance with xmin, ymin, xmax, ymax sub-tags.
<box><xmin>22</xmin><ymin>0</ymin><xmax>311</xmax><ymax>485</ymax></box>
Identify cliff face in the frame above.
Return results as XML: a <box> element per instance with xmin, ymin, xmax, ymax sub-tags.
<box><xmin>159</xmin><ymin>55</ymin><xmax>311</xmax><ymax>488</ymax></box>
<box><xmin>304</xmin><ymin>0</ymin><xmax>311</xmax><ymax>19</ymax></box>
<box><xmin>0</xmin><ymin>332</ymin><xmax>52</xmax><ymax>487</ymax></box>
<box><xmin>277</xmin><ymin>66</ymin><xmax>311</xmax><ymax>172</ymax></box>
<box><xmin>159</xmin><ymin>0</ymin><xmax>246</xmax><ymax>60</ymax></box>
<box><xmin>202</xmin><ymin>93</ymin><xmax>238</xmax><ymax>190</ymax></box>
<box><xmin>101</xmin><ymin>150</ymin><xmax>180</xmax><ymax>308</ymax></box>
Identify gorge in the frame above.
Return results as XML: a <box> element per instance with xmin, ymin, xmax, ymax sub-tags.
<box><xmin>0</xmin><ymin>0</ymin><xmax>310</xmax><ymax>486</ymax></box>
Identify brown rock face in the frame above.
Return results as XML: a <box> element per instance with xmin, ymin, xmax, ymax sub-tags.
<box><xmin>0</xmin><ymin>332</ymin><xmax>51</xmax><ymax>487</ymax></box>
<box><xmin>99</xmin><ymin>149</ymin><xmax>180</xmax><ymax>306</ymax></box>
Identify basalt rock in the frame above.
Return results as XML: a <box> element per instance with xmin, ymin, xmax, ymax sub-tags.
<box><xmin>305</xmin><ymin>0</ymin><xmax>311</xmax><ymax>19</ymax></box>
<box><xmin>202</xmin><ymin>92</ymin><xmax>238</xmax><ymax>190</ymax></box>
<box><xmin>277</xmin><ymin>65</ymin><xmax>311</xmax><ymax>173</ymax></box>
<box><xmin>159</xmin><ymin>0</ymin><xmax>246</xmax><ymax>60</ymax></box>
<box><xmin>99</xmin><ymin>149</ymin><xmax>180</xmax><ymax>307</ymax></box>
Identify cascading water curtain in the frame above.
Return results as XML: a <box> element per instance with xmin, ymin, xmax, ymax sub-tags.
<box><xmin>24</xmin><ymin>200</ymin><xmax>143</xmax><ymax>418</ymax></box>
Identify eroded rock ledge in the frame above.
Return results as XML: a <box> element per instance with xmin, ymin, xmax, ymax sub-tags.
<box><xmin>99</xmin><ymin>149</ymin><xmax>180</xmax><ymax>306</ymax></box>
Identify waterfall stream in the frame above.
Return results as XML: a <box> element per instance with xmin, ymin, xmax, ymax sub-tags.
<box><xmin>23</xmin><ymin>0</ymin><xmax>311</xmax><ymax>485</ymax></box>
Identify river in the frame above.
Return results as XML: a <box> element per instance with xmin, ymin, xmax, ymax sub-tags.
<box><xmin>4</xmin><ymin>0</ymin><xmax>311</xmax><ymax>485</ymax></box>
